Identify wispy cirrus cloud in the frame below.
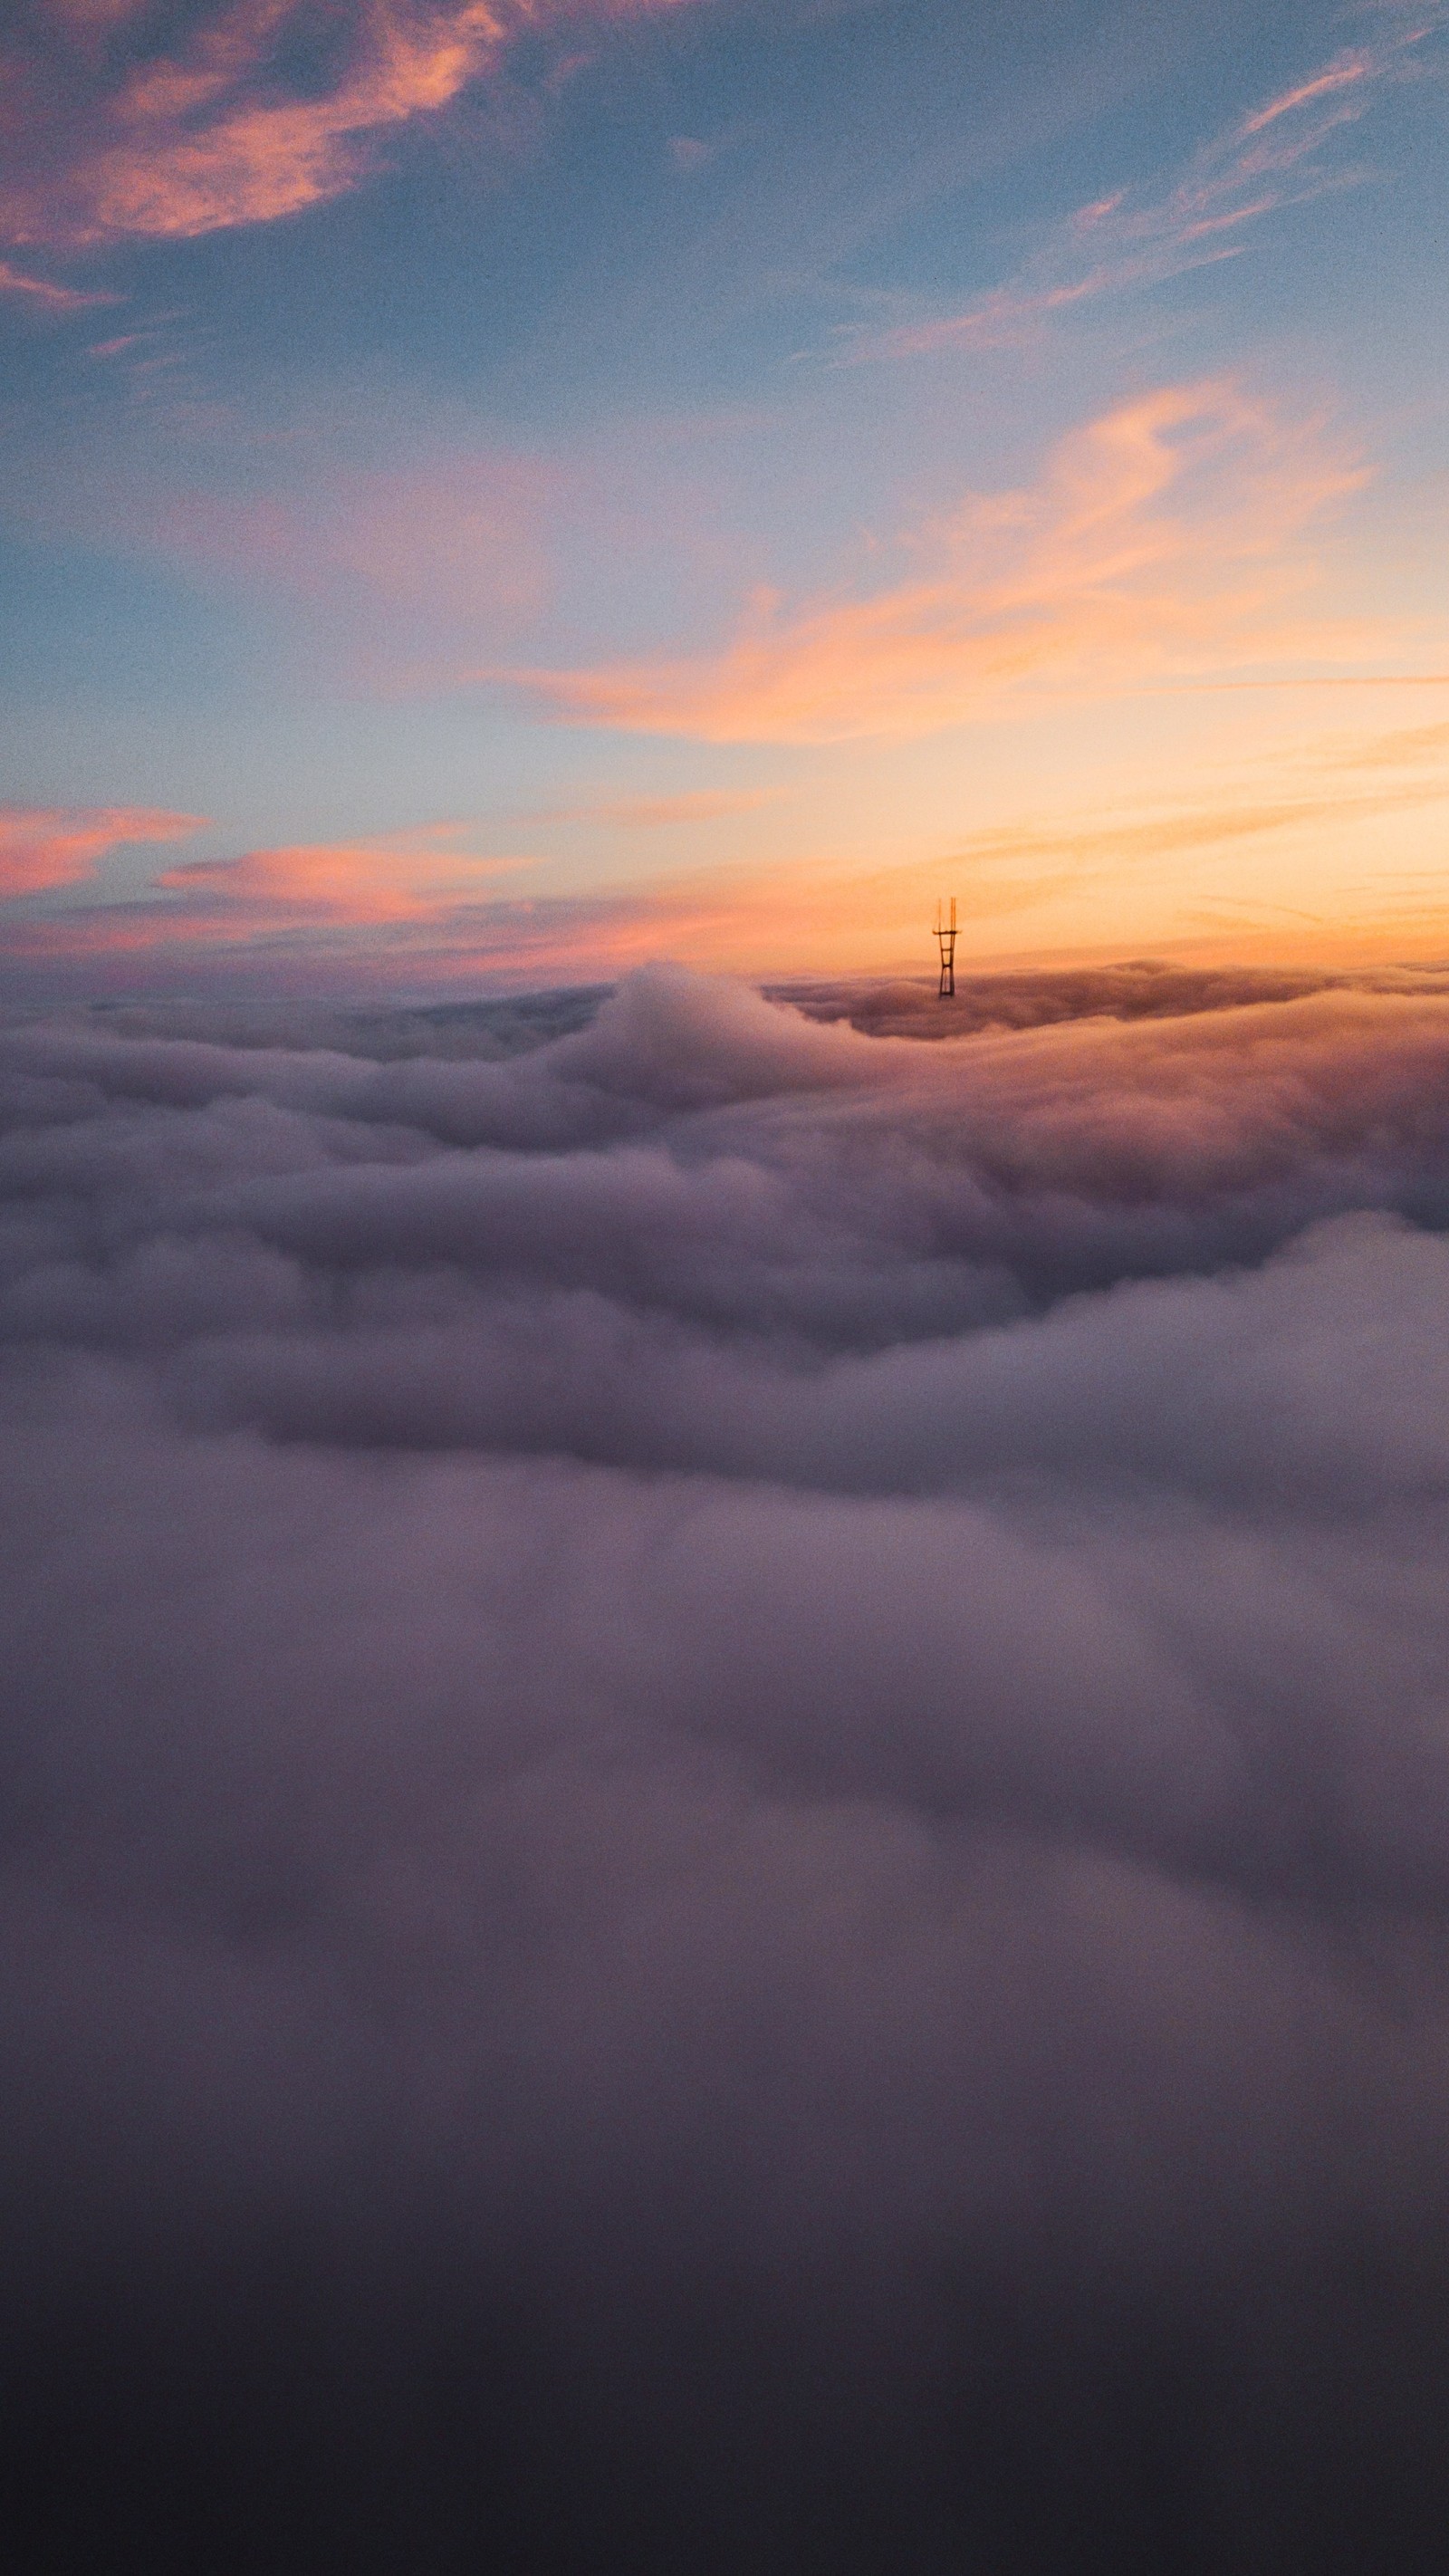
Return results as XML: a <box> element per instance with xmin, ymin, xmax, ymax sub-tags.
<box><xmin>840</xmin><ymin>12</ymin><xmax>1445</xmax><ymax>364</ymax></box>
<box><xmin>0</xmin><ymin>805</ymin><xmax>203</xmax><ymax>900</ymax></box>
<box><xmin>0</xmin><ymin>0</ymin><xmax>693</xmax><ymax>254</ymax></box>
<box><xmin>0</xmin><ymin>258</ymin><xmax>119</xmax><ymax>310</ymax></box>
<box><xmin>504</xmin><ymin>381</ymin><xmax>1379</xmax><ymax>745</ymax></box>
<box><xmin>1240</xmin><ymin>55</ymin><xmax>1375</xmax><ymax>135</ymax></box>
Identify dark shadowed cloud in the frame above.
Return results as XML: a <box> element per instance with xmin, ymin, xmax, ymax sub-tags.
<box><xmin>3</xmin><ymin>966</ymin><xmax>1449</xmax><ymax>2571</ymax></box>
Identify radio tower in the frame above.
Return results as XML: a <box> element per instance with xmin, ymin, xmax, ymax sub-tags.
<box><xmin>934</xmin><ymin>897</ymin><xmax>958</xmax><ymax>998</ymax></box>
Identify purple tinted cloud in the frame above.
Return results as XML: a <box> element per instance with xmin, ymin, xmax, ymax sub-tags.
<box><xmin>3</xmin><ymin>966</ymin><xmax>1449</xmax><ymax>2571</ymax></box>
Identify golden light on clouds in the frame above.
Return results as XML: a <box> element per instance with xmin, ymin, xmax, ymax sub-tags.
<box><xmin>508</xmin><ymin>384</ymin><xmax>1381</xmax><ymax>745</ymax></box>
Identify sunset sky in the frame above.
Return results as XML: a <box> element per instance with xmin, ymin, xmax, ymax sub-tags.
<box><xmin>8</xmin><ymin>15</ymin><xmax>1449</xmax><ymax>2563</ymax></box>
<box><xmin>3</xmin><ymin>0</ymin><xmax>1447</xmax><ymax>991</ymax></box>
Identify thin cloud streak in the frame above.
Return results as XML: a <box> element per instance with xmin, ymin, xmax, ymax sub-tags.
<box><xmin>1243</xmin><ymin>54</ymin><xmax>1373</xmax><ymax>134</ymax></box>
<box><xmin>0</xmin><ymin>258</ymin><xmax>119</xmax><ymax>309</ymax></box>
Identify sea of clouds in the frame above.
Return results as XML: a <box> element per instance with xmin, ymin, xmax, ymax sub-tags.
<box><xmin>4</xmin><ymin>962</ymin><xmax>1449</xmax><ymax>2571</ymax></box>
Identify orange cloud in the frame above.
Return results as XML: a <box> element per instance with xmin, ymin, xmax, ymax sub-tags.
<box><xmin>0</xmin><ymin>805</ymin><xmax>203</xmax><ymax>899</ymax></box>
<box><xmin>2</xmin><ymin>816</ymin><xmax>547</xmax><ymax>994</ymax></box>
<box><xmin>506</xmin><ymin>382</ymin><xmax>1377</xmax><ymax>745</ymax></box>
<box><xmin>0</xmin><ymin>0</ymin><xmax>693</xmax><ymax>251</ymax></box>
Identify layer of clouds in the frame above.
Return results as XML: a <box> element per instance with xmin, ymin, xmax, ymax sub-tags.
<box><xmin>4</xmin><ymin>965</ymin><xmax>1449</xmax><ymax>2570</ymax></box>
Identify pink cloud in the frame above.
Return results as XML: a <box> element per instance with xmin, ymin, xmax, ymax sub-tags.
<box><xmin>154</xmin><ymin>830</ymin><xmax>530</xmax><ymax>933</ymax></box>
<box><xmin>871</xmin><ymin>273</ymin><xmax>1126</xmax><ymax>362</ymax></box>
<box><xmin>0</xmin><ymin>805</ymin><xmax>203</xmax><ymax>899</ymax></box>
<box><xmin>0</xmin><ymin>833</ymin><xmax>648</xmax><ymax>993</ymax></box>
<box><xmin>502</xmin><ymin>383</ymin><xmax>1378</xmax><ymax>745</ymax></box>
<box><xmin>1241</xmin><ymin>54</ymin><xmax>1373</xmax><ymax>135</ymax></box>
<box><xmin>0</xmin><ymin>258</ymin><xmax>118</xmax><ymax>310</ymax></box>
<box><xmin>0</xmin><ymin>0</ymin><xmax>696</xmax><ymax>252</ymax></box>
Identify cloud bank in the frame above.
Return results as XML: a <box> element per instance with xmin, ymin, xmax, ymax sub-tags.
<box><xmin>4</xmin><ymin>965</ymin><xmax>1449</xmax><ymax>2570</ymax></box>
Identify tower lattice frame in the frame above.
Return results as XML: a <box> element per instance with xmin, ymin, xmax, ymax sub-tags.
<box><xmin>934</xmin><ymin>898</ymin><xmax>958</xmax><ymax>998</ymax></box>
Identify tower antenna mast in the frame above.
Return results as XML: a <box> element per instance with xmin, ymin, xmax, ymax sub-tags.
<box><xmin>934</xmin><ymin>898</ymin><xmax>958</xmax><ymax>999</ymax></box>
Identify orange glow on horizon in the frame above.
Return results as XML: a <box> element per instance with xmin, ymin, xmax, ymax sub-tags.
<box><xmin>5</xmin><ymin>684</ymin><xmax>1446</xmax><ymax>995</ymax></box>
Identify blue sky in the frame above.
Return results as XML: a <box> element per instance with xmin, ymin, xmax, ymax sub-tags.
<box><xmin>2</xmin><ymin>0</ymin><xmax>1445</xmax><ymax>990</ymax></box>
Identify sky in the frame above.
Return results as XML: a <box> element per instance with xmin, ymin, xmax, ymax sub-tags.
<box><xmin>5</xmin><ymin>14</ymin><xmax>1449</xmax><ymax>2570</ymax></box>
<box><xmin>1</xmin><ymin>0</ymin><xmax>1447</xmax><ymax>993</ymax></box>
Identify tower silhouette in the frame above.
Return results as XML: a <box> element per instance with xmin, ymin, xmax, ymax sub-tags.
<box><xmin>934</xmin><ymin>898</ymin><xmax>958</xmax><ymax>998</ymax></box>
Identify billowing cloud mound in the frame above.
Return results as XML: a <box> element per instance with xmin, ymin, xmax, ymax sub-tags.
<box><xmin>4</xmin><ymin>966</ymin><xmax>1449</xmax><ymax>2571</ymax></box>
